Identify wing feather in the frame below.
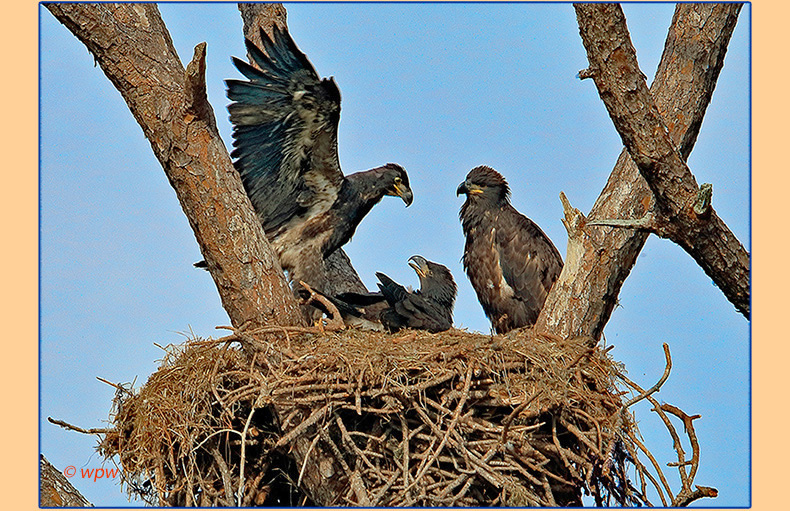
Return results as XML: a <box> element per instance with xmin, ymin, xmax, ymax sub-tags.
<box><xmin>226</xmin><ymin>25</ymin><xmax>343</xmax><ymax>235</ymax></box>
<box><xmin>376</xmin><ymin>272</ymin><xmax>410</xmax><ymax>305</ymax></box>
<box><xmin>495</xmin><ymin>206</ymin><xmax>563</xmax><ymax>313</ymax></box>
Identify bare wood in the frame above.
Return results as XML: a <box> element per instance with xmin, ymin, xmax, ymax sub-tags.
<box><xmin>40</xmin><ymin>455</ymin><xmax>93</xmax><ymax>507</ymax></box>
<box><xmin>619</xmin><ymin>343</ymin><xmax>672</xmax><ymax>411</ymax></box>
<box><xmin>661</xmin><ymin>403</ymin><xmax>704</xmax><ymax>494</ymax></box>
<box><xmin>627</xmin><ymin>430</ymin><xmax>670</xmax><ymax>506</ymax></box>
<box><xmin>210</xmin><ymin>447</ymin><xmax>236</xmax><ymax>507</ymax></box>
<box><xmin>45</xmin><ymin>3</ymin><xmax>305</xmax><ymax>330</ymax></box>
<box><xmin>573</xmin><ymin>3</ymin><xmax>749</xmax><ymax>317</ymax></box>
<box><xmin>48</xmin><ymin>417</ymin><xmax>111</xmax><ymax>435</ymax></box>
<box><xmin>298</xmin><ymin>280</ymin><xmax>345</xmax><ymax>330</ymax></box>
<box><xmin>675</xmin><ymin>485</ymin><xmax>719</xmax><ymax>507</ymax></box>
<box><xmin>238</xmin><ymin>2</ymin><xmax>288</xmax><ymax>41</ymax></box>
<box><xmin>536</xmin><ymin>3</ymin><xmax>746</xmax><ymax>338</ymax></box>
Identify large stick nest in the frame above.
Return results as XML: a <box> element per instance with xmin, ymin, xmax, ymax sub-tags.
<box><xmin>100</xmin><ymin>327</ymin><xmax>649</xmax><ymax>507</ymax></box>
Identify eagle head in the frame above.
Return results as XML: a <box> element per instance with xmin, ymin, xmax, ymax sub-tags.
<box><xmin>408</xmin><ymin>255</ymin><xmax>457</xmax><ymax>307</ymax></box>
<box><xmin>381</xmin><ymin>163</ymin><xmax>414</xmax><ymax>206</ymax></box>
<box><xmin>456</xmin><ymin>165</ymin><xmax>511</xmax><ymax>205</ymax></box>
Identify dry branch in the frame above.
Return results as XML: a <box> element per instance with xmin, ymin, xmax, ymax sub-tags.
<box><xmin>45</xmin><ymin>2</ymin><xmax>304</xmax><ymax>330</ymax></box>
<box><xmin>573</xmin><ymin>2</ymin><xmax>749</xmax><ymax>318</ymax></box>
<box><xmin>45</xmin><ymin>3</ymin><xmax>731</xmax><ymax>507</ymax></box>
<box><xmin>48</xmin><ymin>417</ymin><xmax>112</xmax><ymax>435</ymax></box>
<box><xmin>44</xmin><ymin>8</ymin><xmax>367</xmax><ymax>503</ymax></box>
<box><xmin>537</xmin><ymin>3</ymin><xmax>746</xmax><ymax>338</ymax></box>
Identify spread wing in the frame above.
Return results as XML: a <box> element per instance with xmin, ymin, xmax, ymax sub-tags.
<box><xmin>375</xmin><ymin>272</ymin><xmax>410</xmax><ymax>305</ymax></box>
<box><xmin>495</xmin><ymin>205</ymin><xmax>564</xmax><ymax>311</ymax></box>
<box><xmin>226</xmin><ymin>26</ymin><xmax>344</xmax><ymax>234</ymax></box>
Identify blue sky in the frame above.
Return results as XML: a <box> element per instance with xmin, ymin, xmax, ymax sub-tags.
<box><xmin>39</xmin><ymin>2</ymin><xmax>750</xmax><ymax>506</ymax></box>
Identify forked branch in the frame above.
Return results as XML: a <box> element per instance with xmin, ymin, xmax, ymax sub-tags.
<box><xmin>536</xmin><ymin>3</ymin><xmax>746</xmax><ymax>338</ymax></box>
<box><xmin>616</xmin><ymin>345</ymin><xmax>717</xmax><ymax>506</ymax></box>
<box><xmin>573</xmin><ymin>3</ymin><xmax>749</xmax><ymax>318</ymax></box>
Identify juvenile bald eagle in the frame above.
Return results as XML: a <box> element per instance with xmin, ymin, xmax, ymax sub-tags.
<box><xmin>225</xmin><ymin>26</ymin><xmax>413</xmax><ymax>293</ymax></box>
<box><xmin>337</xmin><ymin>255</ymin><xmax>457</xmax><ymax>333</ymax></box>
<box><xmin>457</xmin><ymin>166</ymin><xmax>563</xmax><ymax>334</ymax></box>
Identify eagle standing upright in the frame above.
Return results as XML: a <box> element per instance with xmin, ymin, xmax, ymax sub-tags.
<box><xmin>225</xmin><ymin>26</ymin><xmax>413</xmax><ymax>294</ymax></box>
<box><xmin>457</xmin><ymin>166</ymin><xmax>563</xmax><ymax>334</ymax></box>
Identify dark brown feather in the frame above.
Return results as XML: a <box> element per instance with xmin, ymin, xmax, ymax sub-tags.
<box><xmin>458</xmin><ymin>166</ymin><xmax>563</xmax><ymax>333</ymax></box>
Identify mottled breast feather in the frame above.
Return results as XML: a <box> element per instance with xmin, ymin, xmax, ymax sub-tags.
<box><xmin>459</xmin><ymin>166</ymin><xmax>563</xmax><ymax>333</ymax></box>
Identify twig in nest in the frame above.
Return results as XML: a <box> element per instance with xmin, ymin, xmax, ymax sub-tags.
<box><xmin>237</xmin><ymin>403</ymin><xmax>260</xmax><ymax>506</ymax></box>
<box><xmin>407</xmin><ymin>363</ymin><xmax>475</xmax><ymax>492</ymax></box>
<box><xmin>317</xmin><ymin>425</ymin><xmax>371</xmax><ymax>505</ymax></box>
<box><xmin>275</xmin><ymin>403</ymin><xmax>331</xmax><ymax>448</ymax></box>
<box><xmin>661</xmin><ymin>403</ymin><xmax>704</xmax><ymax>495</ymax></box>
<box><xmin>298</xmin><ymin>280</ymin><xmax>345</xmax><ymax>331</ymax></box>
<box><xmin>552</xmin><ymin>415</ymin><xmax>581</xmax><ymax>482</ymax></box>
<box><xmin>47</xmin><ymin>417</ymin><xmax>111</xmax><ymax>435</ymax></box>
<box><xmin>336</xmin><ymin>417</ymin><xmax>386</xmax><ymax>483</ymax></box>
<box><xmin>616</xmin><ymin>343</ymin><xmax>672</xmax><ymax>412</ymax></box>
<box><xmin>96</xmin><ymin>376</ymin><xmax>132</xmax><ymax>395</ymax></box>
<box><xmin>210</xmin><ymin>447</ymin><xmax>235</xmax><ymax>507</ymax></box>
<box><xmin>191</xmin><ymin>428</ymin><xmax>243</xmax><ymax>453</ymax></box>
<box><xmin>501</xmin><ymin>389</ymin><xmax>543</xmax><ymax>444</ymax></box>
<box><xmin>399</xmin><ymin>413</ymin><xmax>410</xmax><ymax>489</ymax></box>
<box><xmin>625</xmin><ymin>431</ymin><xmax>670</xmax><ymax>506</ymax></box>
<box><xmin>297</xmin><ymin>432</ymin><xmax>321</xmax><ymax>488</ymax></box>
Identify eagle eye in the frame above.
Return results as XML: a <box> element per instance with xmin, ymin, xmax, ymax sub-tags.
<box><xmin>394</xmin><ymin>176</ymin><xmax>402</xmax><ymax>184</ymax></box>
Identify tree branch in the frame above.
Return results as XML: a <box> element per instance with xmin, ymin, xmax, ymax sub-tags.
<box><xmin>573</xmin><ymin>2</ymin><xmax>749</xmax><ymax>317</ymax></box>
<box><xmin>45</xmin><ymin>2</ymin><xmax>305</xmax><ymax>330</ymax></box>
<box><xmin>536</xmin><ymin>3</ymin><xmax>746</xmax><ymax>339</ymax></box>
<box><xmin>40</xmin><ymin>455</ymin><xmax>93</xmax><ymax>507</ymax></box>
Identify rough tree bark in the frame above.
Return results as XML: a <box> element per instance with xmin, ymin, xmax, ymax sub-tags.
<box><xmin>44</xmin><ymin>3</ymin><xmax>359</xmax><ymax>506</ymax></box>
<box><xmin>575</xmin><ymin>2</ymin><xmax>749</xmax><ymax>315</ymax></box>
<box><xmin>536</xmin><ymin>3</ymin><xmax>746</xmax><ymax>340</ymax></box>
<box><xmin>45</xmin><ymin>2</ymin><xmax>747</xmax><ymax>506</ymax></box>
<box><xmin>39</xmin><ymin>455</ymin><xmax>92</xmax><ymax>507</ymax></box>
<box><xmin>45</xmin><ymin>2</ymin><xmax>305</xmax><ymax>331</ymax></box>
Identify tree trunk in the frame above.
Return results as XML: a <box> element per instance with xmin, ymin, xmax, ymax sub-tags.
<box><xmin>574</xmin><ymin>2</ymin><xmax>749</xmax><ymax>316</ymax></box>
<box><xmin>45</xmin><ymin>2</ymin><xmax>305</xmax><ymax>331</ymax></box>
<box><xmin>39</xmin><ymin>455</ymin><xmax>92</xmax><ymax>507</ymax></box>
<box><xmin>44</xmin><ymin>3</ymin><xmax>365</xmax><ymax>506</ymax></box>
<box><xmin>45</xmin><ymin>2</ymin><xmax>748</xmax><ymax>507</ymax></box>
<box><xmin>536</xmin><ymin>3</ymin><xmax>746</xmax><ymax>339</ymax></box>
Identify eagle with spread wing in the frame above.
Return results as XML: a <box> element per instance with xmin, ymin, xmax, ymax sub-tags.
<box><xmin>336</xmin><ymin>255</ymin><xmax>457</xmax><ymax>333</ymax></box>
<box><xmin>225</xmin><ymin>26</ymin><xmax>413</xmax><ymax>293</ymax></box>
<box><xmin>457</xmin><ymin>166</ymin><xmax>563</xmax><ymax>334</ymax></box>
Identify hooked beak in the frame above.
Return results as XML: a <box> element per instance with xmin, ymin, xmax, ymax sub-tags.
<box><xmin>456</xmin><ymin>181</ymin><xmax>468</xmax><ymax>196</ymax></box>
<box><xmin>394</xmin><ymin>183</ymin><xmax>414</xmax><ymax>207</ymax></box>
<box><xmin>457</xmin><ymin>181</ymin><xmax>483</xmax><ymax>196</ymax></box>
<box><xmin>408</xmin><ymin>255</ymin><xmax>428</xmax><ymax>278</ymax></box>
